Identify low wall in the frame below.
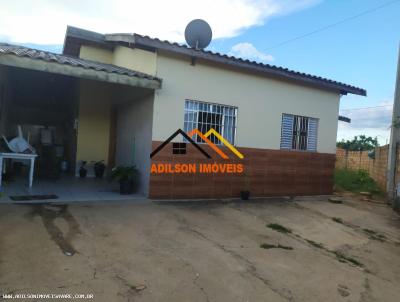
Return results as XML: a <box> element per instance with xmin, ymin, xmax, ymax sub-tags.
<box><xmin>150</xmin><ymin>142</ymin><xmax>335</xmax><ymax>199</ymax></box>
<box><xmin>335</xmin><ymin>145</ymin><xmax>389</xmax><ymax>190</ymax></box>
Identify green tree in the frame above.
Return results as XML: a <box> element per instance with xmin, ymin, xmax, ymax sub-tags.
<box><xmin>336</xmin><ymin>135</ymin><xmax>378</xmax><ymax>151</ymax></box>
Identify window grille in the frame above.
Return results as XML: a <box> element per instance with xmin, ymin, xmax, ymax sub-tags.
<box><xmin>184</xmin><ymin>100</ymin><xmax>238</xmax><ymax>145</ymax></box>
<box><xmin>280</xmin><ymin>113</ymin><xmax>318</xmax><ymax>151</ymax></box>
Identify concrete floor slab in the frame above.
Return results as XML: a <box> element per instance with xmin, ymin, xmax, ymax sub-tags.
<box><xmin>0</xmin><ymin>197</ymin><xmax>399</xmax><ymax>301</ymax></box>
<box><xmin>0</xmin><ymin>176</ymin><xmax>143</xmax><ymax>203</ymax></box>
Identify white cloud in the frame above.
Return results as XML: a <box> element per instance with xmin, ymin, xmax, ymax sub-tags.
<box><xmin>0</xmin><ymin>0</ymin><xmax>319</xmax><ymax>44</ymax></box>
<box><xmin>337</xmin><ymin>100</ymin><xmax>393</xmax><ymax>145</ymax></box>
<box><xmin>337</xmin><ymin>124</ymin><xmax>391</xmax><ymax>146</ymax></box>
<box><xmin>229</xmin><ymin>42</ymin><xmax>274</xmax><ymax>62</ymax></box>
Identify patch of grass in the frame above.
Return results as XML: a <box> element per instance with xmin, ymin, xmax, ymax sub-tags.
<box><xmin>363</xmin><ymin>228</ymin><xmax>377</xmax><ymax>235</ymax></box>
<box><xmin>363</xmin><ymin>228</ymin><xmax>386</xmax><ymax>242</ymax></box>
<box><xmin>334</xmin><ymin>169</ymin><xmax>382</xmax><ymax>195</ymax></box>
<box><xmin>300</xmin><ymin>235</ymin><xmax>365</xmax><ymax>268</ymax></box>
<box><xmin>372</xmin><ymin>236</ymin><xmax>386</xmax><ymax>242</ymax></box>
<box><xmin>260</xmin><ymin>243</ymin><xmax>293</xmax><ymax>250</ymax></box>
<box><xmin>333</xmin><ymin>251</ymin><xmax>363</xmax><ymax>267</ymax></box>
<box><xmin>277</xmin><ymin>244</ymin><xmax>293</xmax><ymax>250</ymax></box>
<box><xmin>267</xmin><ymin>223</ymin><xmax>292</xmax><ymax>234</ymax></box>
<box><xmin>305</xmin><ymin>239</ymin><xmax>324</xmax><ymax>249</ymax></box>
<box><xmin>260</xmin><ymin>243</ymin><xmax>275</xmax><ymax>249</ymax></box>
<box><xmin>332</xmin><ymin>217</ymin><xmax>344</xmax><ymax>224</ymax></box>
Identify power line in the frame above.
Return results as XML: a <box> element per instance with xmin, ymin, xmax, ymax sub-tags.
<box><xmin>340</xmin><ymin>104</ymin><xmax>393</xmax><ymax>111</ymax></box>
<box><xmin>265</xmin><ymin>0</ymin><xmax>400</xmax><ymax>50</ymax></box>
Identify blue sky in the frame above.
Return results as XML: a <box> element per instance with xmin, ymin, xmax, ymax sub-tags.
<box><xmin>1</xmin><ymin>0</ymin><xmax>399</xmax><ymax>144</ymax></box>
<box><xmin>212</xmin><ymin>0</ymin><xmax>399</xmax><ymax>145</ymax></box>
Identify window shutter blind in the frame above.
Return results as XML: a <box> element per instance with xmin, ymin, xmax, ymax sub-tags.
<box><xmin>280</xmin><ymin>114</ymin><xmax>294</xmax><ymax>149</ymax></box>
<box><xmin>307</xmin><ymin>118</ymin><xmax>318</xmax><ymax>151</ymax></box>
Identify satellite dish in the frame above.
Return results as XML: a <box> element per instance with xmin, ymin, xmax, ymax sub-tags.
<box><xmin>185</xmin><ymin>19</ymin><xmax>212</xmax><ymax>50</ymax></box>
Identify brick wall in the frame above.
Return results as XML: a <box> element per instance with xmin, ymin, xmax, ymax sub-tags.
<box><xmin>335</xmin><ymin>145</ymin><xmax>389</xmax><ymax>190</ymax></box>
<box><xmin>150</xmin><ymin>141</ymin><xmax>335</xmax><ymax>199</ymax></box>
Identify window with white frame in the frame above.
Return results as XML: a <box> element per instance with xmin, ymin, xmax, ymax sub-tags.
<box><xmin>184</xmin><ymin>100</ymin><xmax>238</xmax><ymax>145</ymax></box>
<box><xmin>280</xmin><ymin>113</ymin><xmax>318</xmax><ymax>151</ymax></box>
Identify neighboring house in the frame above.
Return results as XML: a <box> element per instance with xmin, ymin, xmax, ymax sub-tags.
<box><xmin>0</xmin><ymin>26</ymin><xmax>366</xmax><ymax>199</ymax></box>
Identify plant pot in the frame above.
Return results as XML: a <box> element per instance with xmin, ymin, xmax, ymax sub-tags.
<box><xmin>119</xmin><ymin>179</ymin><xmax>134</xmax><ymax>195</ymax></box>
<box><xmin>240</xmin><ymin>190</ymin><xmax>250</xmax><ymax>200</ymax></box>
<box><xmin>94</xmin><ymin>165</ymin><xmax>105</xmax><ymax>178</ymax></box>
<box><xmin>79</xmin><ymin>168</ymin><xmax>87</xmax><ymax>178</ymax></box>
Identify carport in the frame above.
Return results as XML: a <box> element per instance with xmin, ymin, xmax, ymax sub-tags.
<box><xmin>0</xmin><ymin>43</ymin><xmax>161</xmax><ymax>202</ymax></box>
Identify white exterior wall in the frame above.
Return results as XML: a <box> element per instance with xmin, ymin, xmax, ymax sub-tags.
<box><xmin>79</xmin><ymin>45</ymin><xmax>113</xmax><ymax>64</ymax></box>
<box><xmin>112</xmin><ymin>46</ymin><xmax>157</xmax><ymax>76</ymax></box>
<box><xmin>152</xmin><ymin>53</ymin><xmax>340</xmax><ymax>154</ymax></box>
<box><xmin>79</xmin><ymin>45</ymin><xmax>157</xmax><ymax>76</ymax></box>
<box><xmin>116</xmin><ymin>93</ymin><xmax>154</xmax><ymax>195</ymax></box>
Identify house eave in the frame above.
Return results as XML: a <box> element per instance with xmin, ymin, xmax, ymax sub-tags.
<box><xmin>63</xmin><ymin>26</ymin><xmax>366</xmax><ymax>97</ymax></box>
<box><xmin>0</xmin><ymin>54</ymin><xmax>161</xmax><ymax>90</ymax></box>
<box><xmin>133</xmin><ymin>34</ymin><xmax>366</xmax><ymax>96</ymax></box>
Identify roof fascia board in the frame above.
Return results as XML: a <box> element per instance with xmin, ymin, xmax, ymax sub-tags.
<box><xmin>63</xmin><ymin>26</ymin><xmax>112</xmax><ymax>56</ymax></box>
<box><xmin>63</xmin><ymin>26</ymin><xmax>365</xmax><ymax>96</ymax></box>
<box><xmin>104</xmin><ymin>34</ymin><xmax>159</xmax><ymax>53</ymax></box>
<box><xmin>105</xmin><ymin>34</ymin><xmax>135</xmax><ymax>44</ymax></box>
<box><xmin>66</xmin><ymin>26</ymin><xmax>106</xmax><ymax>44</ymax></box>
<box><xmin>0</xmin><ymin>54</ymin><xmax>161</xmax><ymax>90</ymax></box>
<box><xmin>133</xmin><ymin>35</ymin><xmax>365</xmax><ymax>96</ymax></box>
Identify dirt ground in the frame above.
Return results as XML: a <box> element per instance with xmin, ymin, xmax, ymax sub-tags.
<box><xmin>1</xmin><ymin>195</ymin><xmax>400</xmax><ymax>302</ymax></box>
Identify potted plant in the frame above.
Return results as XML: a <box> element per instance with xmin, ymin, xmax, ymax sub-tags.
<box><xmin>93</xmin><ymin>160</ymin><xmax>106</xmax><ymax>178</ymax></box>
<box><xmin>79</xmin><ymin>161</ymin><xmax>87</xmax><ymax>178</ymax></box>
<box><xmin>111</xmin><ymin>165</ymin><xmax>139</xmax><ymax>194</ymax></box>
<box><xmin>240</xmin><ymin>174</ymin><xmax>250</xmax><ymax>200</ymax></box>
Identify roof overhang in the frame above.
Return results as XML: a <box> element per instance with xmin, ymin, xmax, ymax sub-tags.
<box><xmin>0</xmin><ymin>54</ymin><xmax>161</xmax><ymax>89</ymax></box>
<box><xmin>0</xmin><ymin>43</ymin><xmax>162</xmax><ymax>90</ymax></box>
<box><xmin>63</xmin><ymin>26</ymin><xmax>366</xmax><ymax>97</ymax></box>
<box><xmin>132</xmin><ymin>34</ymin><xmax>366</xmax><ymax>96</ymax></box>
<box><xmin>338</xmin><ymin>115</ymin><xmax>351</xmax><ymax>123</ymax></box>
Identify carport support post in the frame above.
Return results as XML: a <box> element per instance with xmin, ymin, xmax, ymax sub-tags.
<box><xmin>387</xmin><ymin>45</ymin><xmax>400</xmax><ymax>208</ymax></box>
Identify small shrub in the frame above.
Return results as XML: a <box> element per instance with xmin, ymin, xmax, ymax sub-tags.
<box><xmin>306</xmin><ymin>239</ymin><xmax>324</xmax><ymax>249</ymax></box>
<box><xmin>260</xmin><ymin>243</ymin><xmax>275</xmax><ymax>249</ymax></box>
<box><xmin>332</xmin><ymin>217</ymin><xmax>343</xmax><ymax>224</ymax></box>
<box><xmin>267</xmin><ymin>223</ymin><xmax>292</xmax><ymax>234</ymax></box>
<box><xmin>277</xmin><ymin>244</ymin><xmax>293</xmax><ymax>250</ymax></box>
<box><xmin>363</xmin><ymin>228</ymin><xmax>386</xmax><ymax>242</ymax></box>
<box><xmin>260</xmin><ymin>243</ymin><xmax>293</xmax><ymax>250</ymax></box>
<box><xmin>333</xmin><ymin>251</ymin><xmax>363</xmax><ymax>267</ymax></box>
<box><xmin>363</xmin><ymin>228</ymin><xmax>377</xmax><ymax>235</ymax></box>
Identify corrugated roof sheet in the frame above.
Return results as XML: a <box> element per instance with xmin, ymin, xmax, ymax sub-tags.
<box><xmin>63</xmin><ymin>26</ymin><xmax>366</xmax><ymax>95</ymax></box>
<box><xmin>0</xmin><ymin>43</ymin><xmax>161</xmax><ymax>83</ymax></box>
<box><xmin>132</xmin><ymin>33</ymin><xmax>366</xmax><ymax>96</ymax></box>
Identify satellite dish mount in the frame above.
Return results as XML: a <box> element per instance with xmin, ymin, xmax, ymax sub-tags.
<box><xmin>184</xmin><ymin>19</ymin><xmax>212</xmax><ymax>65</ymax></box>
